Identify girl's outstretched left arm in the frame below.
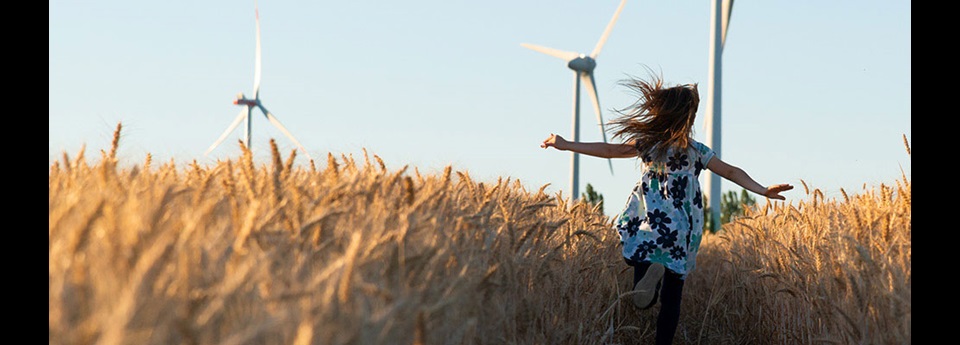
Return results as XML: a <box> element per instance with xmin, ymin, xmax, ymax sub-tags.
<box><xmin>541</xmin><ymin>133</ymin><xmax>637</xmax><ymax>159</ymax></box>
<box><xmin>705</xmin><ymin>156</ymin><xmax>793</xmax><ymax>200</ymax></box>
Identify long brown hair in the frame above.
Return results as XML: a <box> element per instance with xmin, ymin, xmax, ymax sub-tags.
<box><xmin>608</xmin><ymin>68</ymin><xmax>700</xmax><ymax>162</ymax></box>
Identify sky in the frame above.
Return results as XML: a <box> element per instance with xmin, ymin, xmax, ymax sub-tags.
<box><xmin>49</xmin><ymin>0</ymin><xmax>911</xmax><ymax>217</ymax></box>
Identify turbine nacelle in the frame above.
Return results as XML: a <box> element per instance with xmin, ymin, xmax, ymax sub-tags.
<box><xmin>233</xmin><ymin>92</ymin><xmax>258</xmax><ymax>106</ymax></box>
<box><xmin>567</xmin><ymin>55</ymin><xmax>596</xmax><ymax>73</ymax></box>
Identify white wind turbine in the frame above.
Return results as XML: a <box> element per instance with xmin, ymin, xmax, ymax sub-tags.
<box><xmin>522</xmin><ymin>0</ymin><xmax>626</xmax><ymax>200</ymax></box>
<box><xmin>205</xmin><ymin>1</ymin><xmax>312</xmax><ymax>161</ymax></box>
<box><xmin>703</xmin><ymin>0</ymin><xmax>734</xmax><ymax>231</ymax></box>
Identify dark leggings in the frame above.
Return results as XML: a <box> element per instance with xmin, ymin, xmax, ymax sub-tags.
<box><xmin>628</xmin><ymin>259</ymin><xmax>685</xmax><ymax>345</ymax></box>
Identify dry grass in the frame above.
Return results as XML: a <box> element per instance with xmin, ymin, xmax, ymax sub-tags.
<box><xmin>49</xmin><ymin>124</ymin><xmax>910</xmax><ymax>344</ymax></box>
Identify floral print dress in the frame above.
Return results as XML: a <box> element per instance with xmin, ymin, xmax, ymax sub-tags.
<box><xmin>614</xmin><ymin>140</ymin><xmax>715</xmax><ymax>279</ymax></box>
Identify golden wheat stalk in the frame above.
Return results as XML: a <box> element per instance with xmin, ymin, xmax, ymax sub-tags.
<box><xmin>108</xmin><ymin>122</ymin><xmax>122</xmax><ymax>160</ymax></box>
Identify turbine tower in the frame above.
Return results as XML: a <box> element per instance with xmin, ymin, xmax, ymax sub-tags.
<box><xmin>522</xmin><ymin>0</ymin><xmax>626</xmax><ymax>201</ymax></box>
<box><xmin>206</xmin><ymin>1</ymin><xmax>312</xmax><ymax>161</ymax></box>
<box><xmin>704</xmin><ymin>0</ymin><xmax>734</xmax><ymax>231</ymax></box>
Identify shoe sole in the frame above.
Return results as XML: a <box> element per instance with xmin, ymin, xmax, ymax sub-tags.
<box><xmin>632</xmin><ymin>263</ymin><xmax>664</xmax><ymax>309</ymax></box>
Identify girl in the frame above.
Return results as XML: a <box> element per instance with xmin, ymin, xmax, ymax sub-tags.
<box><xmin>540</xmin><ymin>70</ymin><xmax>793</xmax><ymax>344</ymax></box>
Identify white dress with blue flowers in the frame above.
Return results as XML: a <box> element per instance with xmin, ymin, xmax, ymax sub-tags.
<box><xmin>615</xmin><ymin>140</ymin><xmax>715</xmax><ymax>279</ymax></box>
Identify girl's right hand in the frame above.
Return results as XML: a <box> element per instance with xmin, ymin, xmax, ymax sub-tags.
<box><xmin>541</xmin><ymin>133</ymin><xmax>567</xmax><ymax>150</ymax></box>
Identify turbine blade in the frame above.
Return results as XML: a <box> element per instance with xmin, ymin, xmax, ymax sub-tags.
<box><xmin>581</xmin><ymin>73</ymin><xmax>608</xmax><ymax>144</ymax></box>
<box><xmin>701</xmin><ymin>108</ymin><xmax>710</xmax><ymax>135</ymax></box>
<box><xmin>258</xmin><ymin>104</ymin><xmax>313</xmax><ymax>161</ymax></box>
<box><xmin>590</xmin><ymin>0</ymin><xmax>627</xmax><ymax>59</ymax></box>
<box><xmin>520</xmin><ymin>43</ymin><xmax>579</xmax><ymax>61</ymax></box>
<box><xmin>206</xmin><ymin>107</ymin><xmax>248</xmax><ymax>156</ymax></box>
<box><xmin>253</xmin><ymin>2</ymin><xmax>263</xmax><ymax>99</ymax></box>
<box><xmin>721</xmin><ymin>0</ymin><xmax>734</xmax><ymax>49</ymax></box>
<box><xmin>582</xmin><ymin>72</ymin><xmax>614</xmax><ymax>175</ymax></box>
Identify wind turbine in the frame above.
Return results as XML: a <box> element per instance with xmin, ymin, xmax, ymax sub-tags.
<box><xmin>703</xmin><ymin>0</ymin><xmax>734</xmax><ymax>231</ymax></box>
<box><xmin>205</xmin><ymin>1</ymin><xmax>312</xmax><ymax>161</ymax></box>
<box><xmin>522</xmin><ymin>0</ymin><xmax>626</xmax><ymax>201</ymax></box>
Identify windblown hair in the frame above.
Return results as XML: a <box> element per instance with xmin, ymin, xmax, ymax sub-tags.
<box><xmin>608</xmin><ymin>69</ymin><xmax>700</xmax><ymax>162</ymax></box>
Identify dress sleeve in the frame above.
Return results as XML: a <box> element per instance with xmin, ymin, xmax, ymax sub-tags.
<box><xmin>693</xmin><ymin>141</ymin><xmax>716</xmax><ymax>163</ymax></box>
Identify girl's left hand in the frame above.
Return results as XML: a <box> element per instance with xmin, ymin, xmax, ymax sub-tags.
<box><xmin>763</xmin><ymin>184</ymin><xmax>794</xmax><ymax>200</ymax></box>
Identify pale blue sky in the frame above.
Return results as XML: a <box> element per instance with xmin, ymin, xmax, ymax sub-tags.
<box><xmin>50</xmin><ymin>1</ymin><xmax>911</xmax><ymax>216</ymax></box>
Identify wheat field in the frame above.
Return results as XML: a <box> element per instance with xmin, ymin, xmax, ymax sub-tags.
<box><xmin>49</xmin><ymin>124</ymin><xmax>910</xmax><ymax>345</ymax></box>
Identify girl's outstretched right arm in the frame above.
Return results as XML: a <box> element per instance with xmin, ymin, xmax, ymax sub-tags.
<box><xmin>541</xmin><ymin>133</ymin><xmax>637</xmax><ymax>159</ymax></box>
<box><xmin>705</xmin><ymin>156</ymin><xmax>793</xmax><ymax>200</ymax></box>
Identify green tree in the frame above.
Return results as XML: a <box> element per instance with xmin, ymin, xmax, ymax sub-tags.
<box><xmin>704</xmin><ymin>188</ymin><xmax>757</xmax><ymax>232</ymax></box>
<box><xmin>582</xmin><ymin>183</ymin><xmax>604</xmax><ymax>214</ymax></box>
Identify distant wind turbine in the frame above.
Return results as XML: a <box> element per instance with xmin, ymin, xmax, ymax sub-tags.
<box><xmin>522</xmin><ymin>0</ymin><xmax>626</xmax><ymax>200</ymax></box>
<box><xmin>703</xmin><ymin>0</ymin><xmax>734</xmax><ymax>231</ymax></box>
<box><xmin>205</xmin><ymin>1</ymin><xmax>312</xmax><ymax>161</ymax></box>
